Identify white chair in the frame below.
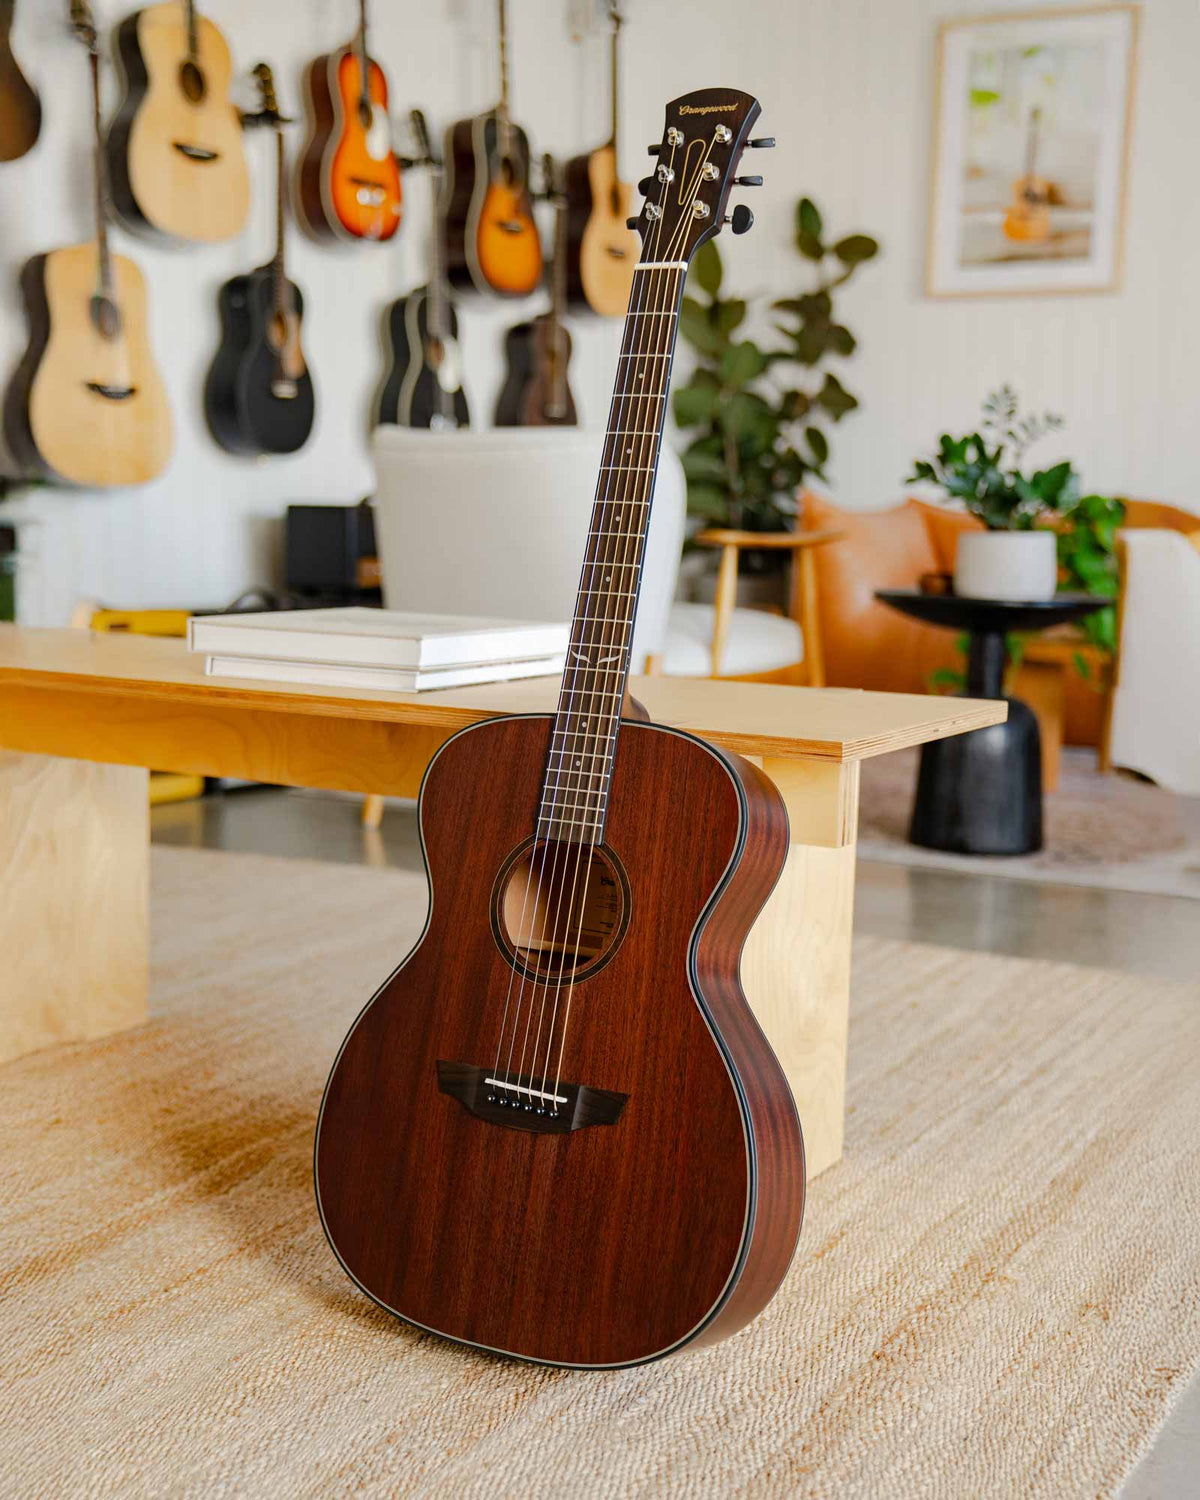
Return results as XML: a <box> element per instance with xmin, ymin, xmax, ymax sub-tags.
<box><xmin>371</xmin><ymin>427</ymin><xmax>686</xmax><ymax>672</ymax></box>
<box><xmin>1107</xmin><ymin>528</ymin><xmax>1200</xmax><ymax>795</ymax></box>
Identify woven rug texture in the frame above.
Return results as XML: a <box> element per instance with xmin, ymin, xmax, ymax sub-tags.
<box><xmin>2</xmin><ymin>846</ymin><xmax>1198</xmax><ymax>1499</ymax></box>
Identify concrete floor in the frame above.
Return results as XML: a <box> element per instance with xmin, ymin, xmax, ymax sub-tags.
<box><xmin>151</xmin><ymin>785</ymin><xmax>1200</xmax><ymax>1495</ymax></box>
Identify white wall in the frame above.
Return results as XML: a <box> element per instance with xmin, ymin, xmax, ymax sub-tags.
<box><xmin>2</xmin><ymin>0</ymin><xmax>1196</xmax><ymax>624</ymax></box>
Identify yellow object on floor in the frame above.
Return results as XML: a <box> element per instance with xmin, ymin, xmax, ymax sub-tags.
<box><xmin>2</xmin><ymin>845</ymin><xmax>1196</xmax><ymax>1497</ymax></box>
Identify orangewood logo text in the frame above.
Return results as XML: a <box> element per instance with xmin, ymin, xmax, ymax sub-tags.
<box><xmin>679</xmin><ymin>103</ymin><xmax>739</xmax><ymax>115</ymax></box>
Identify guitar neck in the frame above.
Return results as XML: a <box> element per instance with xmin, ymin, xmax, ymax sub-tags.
<box><xmin>184</xmin><ymin>0</ymin><xmax>198</xmax><ymax>66</ymax></box>
<box><xmin>272</xmin><ymin>126</ymin><xmax>287</xmax><ymax>312</ymax></box>
<box><xmin>537</xmin><ymin>261</ymin><xmax>685</xmax><ymax>844</ymax></box>
<box><xmin>496</xmin><ymin>0</ymin><xmax>511</xmax><ymax>142</ymax></box>
<box><xmin>609</xmin><ymin>6</ymin><xmax>621</xmax><ymax>154</ymax></box>
<box><xmin>87</xmin><ymin>48</ymin><xmax>113</xmax><ymax>299</ymax></box>
<box><xmin>357</xmin><ymin>0</ymin><xmax>370</xmax><ymax>109</ymax></box>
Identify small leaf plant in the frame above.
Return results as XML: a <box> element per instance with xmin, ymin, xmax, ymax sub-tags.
<box><xmin>910</xmin><ymin>387</ymin><xmax>1123</xmax><ymax>685</ymax></box>
<box><xmin>672</xmin><ymin>196</ymin><xmax>879</xmax><ymax>546</ymax></box>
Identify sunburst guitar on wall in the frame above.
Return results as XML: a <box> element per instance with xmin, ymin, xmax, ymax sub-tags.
<box><xmin>314</xmin><ymin>89</ymin><xmax>797</xmax><ymax>1370</ymax></box>
<box><xmin>296</xmin><ymin>0</ymin><xmax>402</xmax><ymax>242</ymax></box>
<box><xmin>4</xmin><ymin>2</ymin><xmax>171</xmax><ymax>487</ymax></box>
<box><xmin>563</xmin><ymin>2</ymin><xmax>638</xmax><ymax>316</ymax></box>
<box><xmin>495</xmin><ymin>154</ymin><xmax>576</xmax><ymax>427</ymax></box>
<box><xmin>377</xmin><ymin>109</ymin><xmax>468</xmax><ymax>430</ymax></box>
<box><xmin>204</xmin><ymin>64</ymin><xmax>314</xmax><ymax>457</ymax></box>
<box><xmin>443</xmin><ymin>0</ymin><xmax>541</xmax><ymax>297</ymax></box>
<box><xmin>106</xmin><ymin>0</ymin><xmax>249</xmax><ymax>242</ymax></box>
<box><xmin>0</xmin><ymin>0</ymin><xmax>41</xmax><ymax>162</ymax></box>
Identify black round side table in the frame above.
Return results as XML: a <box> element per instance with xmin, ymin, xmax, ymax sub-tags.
<box><xmin>875</xmin><ymin>590</ymin><xmax>1113</xmax><ymax>855</ymax></box>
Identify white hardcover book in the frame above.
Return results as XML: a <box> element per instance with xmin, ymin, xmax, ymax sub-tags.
<box><xmin>188</xmin><ymin>607</ymin><xmax>570</xmax><ymax>670</ymax></box>
<box><xmin>204</xmin><ymin>653</ymin><xmax>565</xmax><ymax>693</ymax></box>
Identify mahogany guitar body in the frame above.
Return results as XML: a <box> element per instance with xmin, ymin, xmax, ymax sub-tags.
<box><xmin>0</xmin><ymin>0</ymin><xmax>41</xmax><ymax>163</ymax></box>
<box><xmin>494</xmin><ymin>315</ymin><xmax>577</xmax><ymax>427</ymax></box>
<box><xmin>443</xmin><ymin>112</ymin><xmax>542</xmax><ymax>297</ymax></box>
<box><xmin>106</xmin><ymin>3</ymin><xmax>249</xmax><ymax>243</ymax></box>
<box><xmin>315</xmin><ymin>714</ymin><xmax>804</xmax><ymax>1369</ymax></box>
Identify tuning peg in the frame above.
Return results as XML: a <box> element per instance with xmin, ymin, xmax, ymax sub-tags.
<box><xmin>748</xmin><ymin>137</ymin><xmax>775</xmax><ymax>149</ymax></box>
<box><xmin>733</xmin><ymin>175</ymin><xmax>763</xmax><ymax>187</ymax></box>
<box><xmin>725</xmin><ymin>205</ymin><xmax>754</xmax><ymax>235</ymax></box>
<box><xmin>637</xmin><ymin>176</ymin><xmax>655</xmax><ymax>197</ymax></box>
<box><xmin>626</xmin><ymin>216</ymin><xmax>640</xmax><ymax>230</ymax></box>
<box><xmin>647</xmin><ymin>143</ymin><xmax>660</xmax><ymax>155</ymax></box>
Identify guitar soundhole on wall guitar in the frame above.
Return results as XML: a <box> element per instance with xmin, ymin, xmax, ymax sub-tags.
<box><xmin>491</xmin><ymin>838</ymin><xmax>630</xmax><ymax>982</ymax></box>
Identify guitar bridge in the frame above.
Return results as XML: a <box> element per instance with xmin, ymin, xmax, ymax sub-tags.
<box><xmin>436</xmin><ymin>1061</ymin><xmax>628</xmax><ymax>1136</ymax></box>
<box><xmin>172</xmin><ymin>142</ymin><xmax>219</xmax><ymax>162</ymax></box>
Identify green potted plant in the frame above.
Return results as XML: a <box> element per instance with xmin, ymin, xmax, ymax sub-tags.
<box><xmin>907</xmin><ymin>387</ymin><xmax>1079</xmax><ymax>600</ymax></box>
<box><xmin>673</xmin><ymin>196</ymin><xmax>878</xmax><ymax>597</ymax></box>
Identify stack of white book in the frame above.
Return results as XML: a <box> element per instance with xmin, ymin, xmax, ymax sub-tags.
<box><xmin>187</xmin><ymin>607</ymin><xmax>569</xmax><ymax>692</ymax></box>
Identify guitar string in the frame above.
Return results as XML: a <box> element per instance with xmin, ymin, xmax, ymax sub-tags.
<box><xmin>529</xmin><ymin>141</ymin><xmax>709</xmax><ymax>1103</ymax></box>
<box><xmin>523</xmin><ymin>226</ymin><xmax>681</xmax><ymax>1102</ymax></box>
<box><xmin>503</xmin><ymin>230</ymin><xmax>668</xmax><ymax>1100</ymax></box>
<box><xmin>495</xmin><ymin>153</ymin><xmax>675</xmax><ymax>1102</ymax></box>
<box><xmin>496</xmin><ymin>124</ymin><xmax>714</xmax><ymax>1106</ymax></box>
<box><xmin>547</xmin><ymin>137</ymin><xmax>717</xmax><ymax>1101</ymax></box>
<box><xmin>491</xmin><ymin>217</ymin><xmax>660</xmax><ymax>1096</ymax></box>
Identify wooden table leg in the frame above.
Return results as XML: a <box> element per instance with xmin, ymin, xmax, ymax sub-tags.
<box><xmin>0</xmin><ymin>751</ymin><xmax>148</xmax><ymax>1064</ymax></box>
<box><xmin>740</xmin><ymin>758</ymin><xmax>859</xmax><ymax>1181</ymax></box>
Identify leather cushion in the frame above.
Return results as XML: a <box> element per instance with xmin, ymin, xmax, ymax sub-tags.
<box><xmin>802</xmin><ymin>492</ymin><xmax>962</xmax><ymax>694</ymax></box>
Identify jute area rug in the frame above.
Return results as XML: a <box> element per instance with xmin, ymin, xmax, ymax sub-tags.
<box><xmin>3</xmin><ymin>848</ymin><xmax>1198</xmax><ymax>1499</ymax></box>
<box><xmin>859</xmin><ymin>747</ymin><xmax>1200</xmax><ymax>900</ymax></box>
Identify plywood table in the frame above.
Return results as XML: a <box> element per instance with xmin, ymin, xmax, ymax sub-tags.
<box><xmin>0</xmin><ymin>626</ymin><xmax>1005</xmax><ymax>1180</ymax></box>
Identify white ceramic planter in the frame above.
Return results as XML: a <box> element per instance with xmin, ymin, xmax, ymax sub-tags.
<box><xmin>954</xmin><ymin>530</ymin><xmax>1058</xmax><ymax>602</ymax></box>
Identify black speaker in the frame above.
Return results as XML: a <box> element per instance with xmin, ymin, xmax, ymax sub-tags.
<box><xmin>284</xmin><ymin>502</ymin><xmax>381</xmax><ymax>605</ymax></box>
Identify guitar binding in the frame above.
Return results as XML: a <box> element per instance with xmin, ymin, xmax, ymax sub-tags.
<box><xmin>436</xmin><ymin>1061</ymin><xmax>629</xmax><ymax>1135</ymax></box>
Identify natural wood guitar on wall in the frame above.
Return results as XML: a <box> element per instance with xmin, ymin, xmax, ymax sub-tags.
<box><xmin>4</xmin><ymin>1</ymin><xmax>171</xmax><ymax>488</ymax></box>
<box><xmin>296</xmin><ymin>0</ymin><xmax>402</xmax><ymax>243</ymax></box>
<box><xmin>563</xmin><ymin>2</ymin><xmax>639</xmax><ymax>316</ymax></box>
<box><xmin>106</xmin><ymin>0</ymin><xmax>250</xmax><ymax>242</ymax></box>
<box><xmin>314</xmin><ymin>88</ymin><xmax>798</xmax><ymax>1370</ymax></box>
<box><xmin>442</xmin><ymin>0</ymin><xmax>542</xmax><ymax>297</ymax></box>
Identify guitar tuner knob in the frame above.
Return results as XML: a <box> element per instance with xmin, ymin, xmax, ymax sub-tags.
<box><xmin>626</xmin><ymin>216</ymin><xmax>639</xmax><ymax>230</ymax></box>
<box><xmin>637</xmin><ymin>177</ymin><xmax>654</xmax><ymax>196</ymax></box>
<box><xmin>726</xmin><ymin>204</ymin><xmax>754</xmax><ymax>235</ymax></box>
<box><xmin>733</xmin><ymin>175</ymin><xmax>763</xmax><ymax>187</ymax></box>
<box><xmin>647</xmin><ymin>144</ymin><xmax>660</xmax><ymax>156</ymax></box>
<box><xmin>748</xmin><ymin>137</ymin><xmax>776</xmax><ymax>149</ymax></box>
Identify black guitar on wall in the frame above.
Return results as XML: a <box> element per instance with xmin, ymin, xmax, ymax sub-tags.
<box><xmin>377</xmin><ymin>109</ymin><xmax>468</xmax><ymax>430</ymax></box>
<box><xmin>204</xmin><ymin>63</ymin><xmax>314</xmax><ymax>457</ymax></box>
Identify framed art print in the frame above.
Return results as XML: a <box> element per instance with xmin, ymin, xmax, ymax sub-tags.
<box><xmin>927</xmin><ymin>5</ymin><xmax>1139</xmax><ymax>297</ymax></box>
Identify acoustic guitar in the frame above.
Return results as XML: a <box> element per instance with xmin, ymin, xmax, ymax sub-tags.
<box><xmin>4</xmin><ymin>1</ymin><xmax>171</xmax><ymax>488</ymax></box>
<box><xmin>314</xmin><ymin>89</ymin><xmax>797</xmax><ymax>1370</ymax></box>
<box><xmin>495</xmin><ymin>154</ymin><xmax>577</xmax><ymax>427</ymax></box>
<box><xmin>1003</xmin><ymin>105</ymin><xmax>1051</xmax><ymax>245</ymax></box>
<box><xmin>0</xmin><ymin>0</ymin><xmax>40</xmax><ymax>162</ymax></box>
<box><xmin>296</xmin><ymin>0</ymin><xmax>402</xmax><ymax>243</ymax></box>
<box><xmin>443</xmin><ymin>0</ymin><xmax>542</xmax><ymax>298</ymax></box>
<box><xmin>563</xmin><ymin>2</ymin><xmax>639</xmax><ymax>316</ymax></box>
<box><xmin>204</xmin><ymin>64</ymin><xmax>314</xmax><ymax>458</ymax></box>
<box><xmin>106</xmin><ymin>0</ymin><xmax>249</xmax><ymax>242</ymax></box>
<box><xmin>377</xmin><ymin>109</ymin><xmax>468</xmax><ymax>431</ymax></box>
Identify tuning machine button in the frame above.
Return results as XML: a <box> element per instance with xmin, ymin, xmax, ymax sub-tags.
<box><xmin>748</xmin><ymin>137</ymin><xmax>776</xmax><ymax>149</ymax></box>
<box><xmin>725</xmin><ymin>205</ymin><xmax>754</xmax><ymax>235</ymax></box>
<box><xmin>647</xmin><ymin>143</ymin><xmax>660</xmax><ymax>156</ymax></box>
<box><xmin>637</xmin><ymin>176</ymin><xmax>654</xmax><ymax>196</ymax></box>
<box><xmin>733</xmin><ymin>175</ymin><xmax>763</xmax><ymax>187</ymax></box>
<box><xmin>626</xmin><ymin>216</ymin><xmax>639</xmax><ymax>230</ymax></box>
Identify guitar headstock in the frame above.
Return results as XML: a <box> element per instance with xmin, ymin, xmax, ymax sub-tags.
<box><xmin>629</xmin><ymin>88</ymin><xmax>770</xmax><ymax>265</ymax></box>
<box><xmin>68</xmin><ymin>0</ymin><xmax>99</xmax><ymax>55</ymax></box>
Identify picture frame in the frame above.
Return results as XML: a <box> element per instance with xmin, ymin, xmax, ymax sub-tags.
<box><xmin>926</xmin><ymin>4</ymin><xmax>1139</xmax><ymax>298</ymax></box>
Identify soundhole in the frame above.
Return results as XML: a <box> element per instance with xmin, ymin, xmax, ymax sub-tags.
<box><xmin>179</xmin><ymin>61</ymin><xmax>206</xmax><ymax>103</ymax></box>
<box><xmin>492</xmin><ymin>838</ymin><xmax>629</xmax><ymax>982</ymax></box>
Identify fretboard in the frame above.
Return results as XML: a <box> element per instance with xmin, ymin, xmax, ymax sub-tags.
<box><xmin>537</xmin><ymin>260</ymin><xmax>687</xmax><ymax>845</ymax></box>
